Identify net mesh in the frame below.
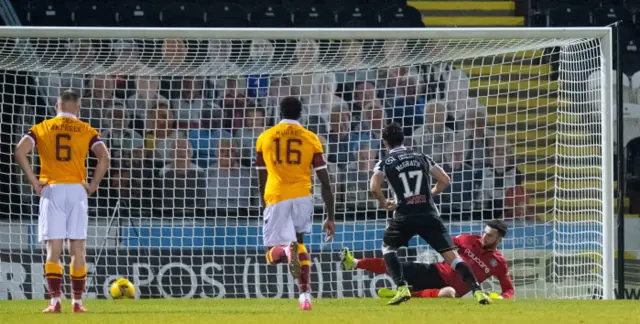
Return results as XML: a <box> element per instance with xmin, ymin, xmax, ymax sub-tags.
<box><xmin>0</xmin><ymin>31</ymin><xmax>608</xmax><ymax>299</ymax></box>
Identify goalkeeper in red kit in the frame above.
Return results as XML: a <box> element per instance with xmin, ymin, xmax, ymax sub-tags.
<box><xmin>341</xmin><ymin>220</ymin><xmax>514</xmax><ymax>299</ymax></box>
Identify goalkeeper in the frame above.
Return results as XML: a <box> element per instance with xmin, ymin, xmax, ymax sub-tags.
<box><xmin>341</xmin><ymin>220</ymin><xmax>514</xmax><ymax>299</ymax></box>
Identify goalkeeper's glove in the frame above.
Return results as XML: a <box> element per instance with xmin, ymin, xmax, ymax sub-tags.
<box><xmin>488</xmin><ymin>292</ymin><xmax>503</xmax><ymax>300</ymax></box>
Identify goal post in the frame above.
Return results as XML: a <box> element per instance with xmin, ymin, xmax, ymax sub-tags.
<box><xmin>600</xmin><ymin>28</ymin><xmax>615</xmax><ymax>301</ymax></box>
<box><xmin>0</xmin><ymin>26</ymin><xmax>614</xmax><ymax>300</ymax></box>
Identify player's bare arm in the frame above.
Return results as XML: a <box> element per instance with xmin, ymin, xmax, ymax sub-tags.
<box><xmin>84</xmin><ymin>141</ymin><xmax>110</xmax><ymax>195</ymax></box>
<box><xmin>369</xmin><ymin>172</ymin><xmax>395</xmax><ymax>211</ymax></box>
<box><xmin>315</xmin><ymin>167</ymin><xmax>335</xmax><ymax>241</ymax></box>
<box><xmin>429</xmin><ymin>165</ymin><xmax>450</xmax><ymax>196</ymax></box>
<box><xmin>369</xmin><ymin>172</ymin><xmax>385</xmax><ymax>207</ymax></box>
<box><xmin>255</xmin><ymin>149</ymin><xmax>267</xmax><ymax>210</ymax></box>
<box><xmin>14</xmin><ymin>135</ymin><xmax>48</xmax><ymax>195</ymax></box>
<box><xmin>257</xmin><ymin>168</ymin><xmax>268</xmax><ymax>208</ymax></box>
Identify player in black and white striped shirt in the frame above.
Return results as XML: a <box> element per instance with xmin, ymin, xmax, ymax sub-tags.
<box><xmin>369</xmin><ymin>122</ymin><xmax>491</xmax><ymax>306</ymax></box>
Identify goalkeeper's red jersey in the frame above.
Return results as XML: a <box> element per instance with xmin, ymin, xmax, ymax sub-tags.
<box><xmin>435</xmin><ymin>234</ymin><xmax>515</xmax><ymax>298</ymax></box>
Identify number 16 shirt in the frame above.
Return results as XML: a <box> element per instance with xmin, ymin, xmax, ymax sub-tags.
<box><xmin>25</xmin><ymin>113</ymin><xmax>102</xmax><ymax>185</ymax></box>
<box><xmin>255</xmin><ymin>119</ymin><xmax>326</xmax><ymax>206</ymax></box>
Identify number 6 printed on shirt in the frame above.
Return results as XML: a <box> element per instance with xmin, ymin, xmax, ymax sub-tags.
<box><xmin>55</xmin><ymin>134</ymin><xmax>72</xmax><ymax>161</ymax></box>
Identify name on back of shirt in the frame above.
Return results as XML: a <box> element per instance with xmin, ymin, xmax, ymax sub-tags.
<box><xmin>275</xmin><ymin>129</ymin><xmax>302</xmax><ymax>137</ymax></box>
<box><xmin>49</xmin><ymin>124</ymin><xmax>83</xmax><ymax>133</ymax></box>
<box><xmin>395</xmin><ymin>160</ymin><xmax>420</xmax><ymax>172</ymax></box>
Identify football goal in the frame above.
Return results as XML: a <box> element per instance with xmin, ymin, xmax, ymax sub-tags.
<box><xmin>0</xmin><ymin>26</ymin><xmax>614</xmax><ymax>300</ymax></box>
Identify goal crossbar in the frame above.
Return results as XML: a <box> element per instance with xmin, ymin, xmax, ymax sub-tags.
<box><xmin>0</xmin><ymin>26</ymin><xmax>611</xmax><ymax>40</ymax></box>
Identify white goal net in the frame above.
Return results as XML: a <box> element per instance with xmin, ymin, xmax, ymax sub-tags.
<box><xmin>0</xmin><ymin>27</ymin><xmax>614</xmax><ymax>300</ymax></box>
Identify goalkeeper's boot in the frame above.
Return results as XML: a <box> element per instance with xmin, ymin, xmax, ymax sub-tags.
<box><xmin>473</xmin><ymin>290</ymin><xmax>492</xmax><ymax>305</ymax></box>
<box><xmin>340</xmin><ymin>247</ymin><xmax>356</xmax><ymax>271</ymax></box>
<box><xmin>42</xmin><ymin>301</ymin><xmax>61</xmax><ymax>313</ymax></box>
<box><xmin>387</xmin><ymin>285</ymin><xmax>411</xmax><ymax>305</ymax></box>
<box><xmin>72</xmin><ymin>303</ymin><xmax>87</xmax><ymax>313</ymax></box>
<box><xmin>288</xmin><ymin>241</ymin><xmax>301</xmax><ymax>279</ymax></box>
<box><xmin>377</xmin><ymin>288</ymin><xmax>397</xmax><ymax>298</ymax></box>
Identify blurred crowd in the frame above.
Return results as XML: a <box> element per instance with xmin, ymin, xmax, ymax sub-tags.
<box><xmin>24</xmin><ymin>39</ymin><xmax>534</xmax><ymax>221</ymax></box>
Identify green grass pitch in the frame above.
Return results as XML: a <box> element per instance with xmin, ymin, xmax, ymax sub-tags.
<box><xmin>1</xmin><ymin>299</ymin><xmax>639</xmax><ymax>324</ymax></box>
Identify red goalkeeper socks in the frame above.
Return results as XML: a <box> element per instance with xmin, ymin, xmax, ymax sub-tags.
<box><xmin>266</xmin><ymin>246</ymin><xmax>288</xmax><ymax>264</ymax></box>
<box><xmin>412</xmin><ymin>289</ymin><xmax>440</xmax><ymax>298</ymax></box>
<box><xmin>356</xmin><ymin>258</ymin><xmax>387</xmax><ymax>274</ymax></box>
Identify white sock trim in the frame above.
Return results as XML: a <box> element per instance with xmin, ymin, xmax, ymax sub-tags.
<box><xmin>299</xmin><ymin>292</ymin><xmax>311</xmax><ymax>303</ymax></box>
<box><xmin>451</xmin><ymin>257</ymin><xmax>464</xmax><ymax>269</ymax></box>
<box><xmin>50</xmin><ymin>297</ymin><xmax>61</xmax><ymax>305</ymax></box>
<box><xmin>72</xmin><ymin>299</ymin><xmax>82</xmax><ymax>305</ymax></box>
<box><xmin>381</xmin><ymin>245</ymin><xmax>397</xmax><ymax>255</ymax></box>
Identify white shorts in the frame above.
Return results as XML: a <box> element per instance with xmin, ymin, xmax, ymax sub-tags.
<box><xmin>38</xmin><ymin>184</ymin><xmax>89</xmax><ymax>242</ymax></box>
<box><xmin>263</xmin><ymin>196</ymin><xmax>313</xmax><ymax>247</ymax></box>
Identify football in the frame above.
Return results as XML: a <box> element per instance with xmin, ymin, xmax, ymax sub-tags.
<box><xmin>110</xmin><ymin>278</ymin><xmax>136</xmax><ymax>299</ymax></box>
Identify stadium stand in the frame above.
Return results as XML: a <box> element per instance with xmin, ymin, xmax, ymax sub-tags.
<box><xmin>160</xmin><ymin>3</ymin><xmax>206</xmax><ymax>27</ymax></box>
<box><xmin>337</xmin><ymin>5</ymin><xmax>380</xmax><ymax>27</ymax></box>
<box><xmin>117</xmin><ymin>2</ymin><xmax>162</xmax><ymax>27</ymax></box>
<box><xmin>21</xmin><ymin>2</ymin><xmax>73</xmax><ymax>26</ymax></box>
<box><xmin>407</xmin><ymin>0</ymin><xmax>524</xmax><ymax>27</ymax></box>
<box><xmin>380</xmin><ymin>5</ymin><xmax>425</xmax><ymax>27</ymax></box>
<box><xmin>295</xmin><ymin>4</ymin><xmax>337</xmax><ymax>27</ymax></box>
<box><xmin>250</xmin><ymin>5</ymin><xmax>292</xmax><ymax>27</ymax></box>
<box><xmin>205</xmin><ymin>2</ymin><xmax>250</xmax><ymax>27</ymax></box>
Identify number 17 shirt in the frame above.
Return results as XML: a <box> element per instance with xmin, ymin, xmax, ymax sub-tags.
<box><xmin>373</xmin><ymin>147</ymin><xmax>440</xmax><ymax>216</ymax></box>
<box><xmin>25</xmin><ymin>113</ymin><xmax>102</xmax><ymax>185</ymax></box>
<box><xmin>255</xmin><ymin>119</ymin><xmax>326</xmax><ymax>206</ymax></box>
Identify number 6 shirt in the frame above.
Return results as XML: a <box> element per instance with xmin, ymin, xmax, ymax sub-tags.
<box><xmin>25</xmin><ymin>112</ymin><xmax>102</xmax><ymax>184</ymax></box>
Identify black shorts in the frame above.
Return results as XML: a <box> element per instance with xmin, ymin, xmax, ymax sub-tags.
<box><xmin>402</xmin><ymin>262</ymin><xmax>447</xmax><ymax>291</ymax></box>
<box><xmin>383</xmin><ymin>213</ymin><xmax>454</xmax><ymax>253</ymax></box>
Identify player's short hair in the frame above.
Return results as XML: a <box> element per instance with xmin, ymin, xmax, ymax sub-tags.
<box><xmin>280</xmin><ymin>96</ymin><xmax>302</xmax><ymax>120</ymax></box>
<box><xmin>59</xmin><ymin>90</ymin><xmax>80</xmax><ymax>102</ymax></box>
<box><xmin>486</xmin><ymin>220</ymin><xmax>508</xmax><ymax>237</ymax></box>
<box><xmin>382</xmin><ymin>122</ymin><xmax>404</xmax><ymax>148</ymax></box>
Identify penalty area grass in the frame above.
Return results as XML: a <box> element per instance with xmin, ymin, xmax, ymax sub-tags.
<box><xmin>0</xmin><ymin>298</ymin><xmax>639</xmax><ymax>324</ymax></box>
